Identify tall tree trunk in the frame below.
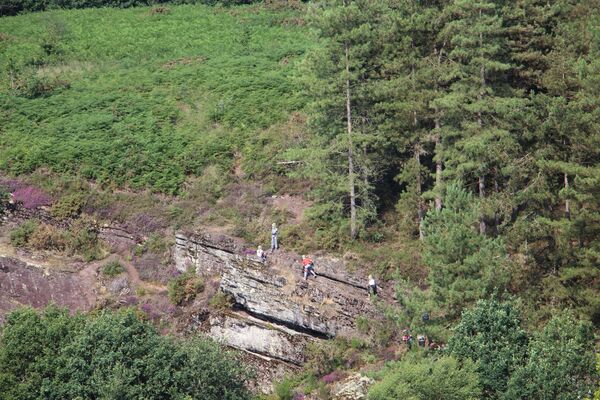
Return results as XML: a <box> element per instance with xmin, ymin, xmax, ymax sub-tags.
<box><xmin>345</xmin><ymin>40</ymin><xmax>357</xmax><ymax>240</ymax></box>
<box><xmin>564</xmin><ymin>173</ymin><xmax>570</xmax><ymax>220</ymax></box>
<box><xmin>494</xmin><ymin>176</ymin><xmax>500</xmax><ymax>235</ymax></box>
<box><xmin>479</xmin><ymin>175</ymin><xmax>486</xmax><ymax>235</ymax></box>
<box><xmin>412</xmin><ymin>66</ymin><xmax>424</xmax><ymax>240</ymax></box>
<box><xmin>433</xmin><ymin>44</ymin><xmax>445</xmax><ymax>211</ymax></box>
<box><xmin>478</xmin><ymin>18</ymin><xmax>487</xmax><ymax>235</ymax></box>
<box><xmin>434</xmin><ymin>115</ymin><xmax>443</xmax><ymax>211</ymax></box>
<box><xmin>416</xmin><ymin>147</ymin><xmax>424</xmax><ymax>240</ymax></box>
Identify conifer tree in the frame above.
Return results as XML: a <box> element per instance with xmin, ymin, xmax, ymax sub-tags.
<box><xmin>438</xmin><ymin>0</ymin><xmax>517</xmax><ymax>235</ymax></box>
<box><xmin>305</xmin><ymin>0</ymin><xmax>388</xmax><ymax>240</ymax></box>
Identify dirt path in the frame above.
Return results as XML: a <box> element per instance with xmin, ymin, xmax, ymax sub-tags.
<box><xmin>120</xmin><ymin>257</ymin><xmax>167</xmax><ymax>294</ymax></box>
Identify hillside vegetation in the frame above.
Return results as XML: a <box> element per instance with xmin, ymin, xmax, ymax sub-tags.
<box><xmin>0</xmin><ymin>1</ymin><xmax>599</xmax><ymax>399</ymax></box>
<box><xmin>0</xmin><ymin>3</ymin><xmax>310</xmax><ymax>193</ymax></box>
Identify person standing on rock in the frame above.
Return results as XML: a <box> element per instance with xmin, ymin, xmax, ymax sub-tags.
<box><xmin>271</xmin><ymin>223</ymin><xmax>279</xmax><ymax>252</ymax></box>
<box><xmin>368</xmin><ymin>275</ymin><xmax>378</xmax><ymax>296</ymax></box>
<box><xmin>302</xmin><ymin>255</ymin><xmax>316</xmax><ymax>280</ymax></box>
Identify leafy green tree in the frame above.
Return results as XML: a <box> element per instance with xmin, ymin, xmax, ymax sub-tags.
<box><xmin>423</xmin><ymin>182</ymin><xmax>512</xmax><ymax>316</ymax></box>
<box><xmin>504</xmin><ymin>312</ymin><xmax>596</xmax><ymax>400</ymax></box>
<box><xmin>448</xmin><ymin>298</ymin><xmax>527</xmax><ymax>399</ymax></box>
<box><xmin>368</xmin><ymin>355</ymin><xmax>481</xmax><ymax>400</ymax></box>
<box><xmin>0</xmin><ymin>307</ymin><xmax>250</xmax><ymax>400</ymax></box>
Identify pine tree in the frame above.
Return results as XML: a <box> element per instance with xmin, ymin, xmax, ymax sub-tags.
<box><xmin>305</xmin><ymin>0</ymin><xmax>389</xmax><ymax>240</ymax></box>
<box><xmin>438</xmin><ymin>0</ymin><xmax>518</xmax><ymax>235</ymax></box>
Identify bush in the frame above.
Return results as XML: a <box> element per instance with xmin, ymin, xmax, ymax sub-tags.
<box><xmin>101</xmin><ymin>260</ymin><xmax>125</xmax><ymax>277</ymax></box>
<box><xmin>504</xmin><ymin>312</ymin><xmax>596</xmax><ymax>400</ymax></box>
<box><xmin>208</xmin><ymin>290</ymin><xmax>233</xmax><ymax>310</ymax></box>
<box><xmin>51</xmin><ymin>192</ymin><xmax>87</xmax><ymax>220</ymax></box>
<box><xmin>168</xmin><ymin>272</ymin><xmax>205</xmax><ymax>305</ymax></box>
<box><xmin>448</xmin><ymin>297</ymin><xmax>528</xmax><ymax>399</ymax></box>
<box><xmin>0</xmin><ymin>307</ymin><xmax>251</xmax><ymax>400</ymax></box>
<box><xmin>274</xmin><ymin>377</ymin><xmax>298</xmax><ymax>400</ymax></box>
<box><xmin>368</xmin><ymin>355</ymin><xmax>481</xmax><ymax>400</ymax></box>
<box><xmin>29</xmin><ymin>223</ymin><xmax>67</xmax><ymax>251</ymax></box>
<box><xmin>10</xmin><ymin>220</ymin><xmax>38</xmax><ymax>247</ymax></box>
<box><xmin>66</xmin><ymin>216</ymin><xmax>102</xmax><ymax>261</ymax></box>
<box><xmin>11</xmin><ymin>186</ymin><xmax>52</xmax><ymax>209</ymax></box>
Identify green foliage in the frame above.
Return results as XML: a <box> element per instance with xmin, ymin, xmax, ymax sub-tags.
<box><xmin>0</xmin><ymin>307</ymin><xmax>251</xmax><ymax>400</ymax></box>
<box><xmin>167</xmin><ymin>271</ymin><xmax>205</xmax><ymax>305</ymax></box>
<box><xmin>274</xmin><ymin>377</ymin><xmax>297</xmax><ymax>400</ymax></box>
<box><xmin>368</xmin><ymin>355</ymin><xmax>481</xmax><ymax>400</ymax></box>
<box><xmin>0</xmin><ymin>0</ymin><xmax>257</xmax><ymax>17</ymax></box>
<box><xmin>50</xmin><ymin>191</ymin><xmax>87</xmax><ymax>220</ymax></box>
<box><xmin>101</xmin><ymin>260</ymin><xmax>125</xmax><ymax>277</ymax></box>
<box><xmin>9</xmin><ymin>219</ymin><xmax>38</xmax><ymax>247</ymax></box>
<box><xmin>448</xmin><ymin>298</ymin><xmax>528</xmax><ymax>399</ymax></box>
<box><xmin>65</xmin><ymin>216</ymin><xmax>102</xmax><ymax>261</ymax></box>
<box><xmin>0</xmin><ymin>4</ymin><xmax>311</xmax><ymax>194</ymax></box>
<box><xmin>423</xmin><ymin>183</ymin><xmax>512</xmax><ymax>317</ymax></box>
<box><xmin>28</xmin><ymin>222</ymin><xmax>67</xmax><ymax>250</ymax></box>
<box><xmin>504</xmin><ymin>312</ymin><xmax>596</xmax><ymax>400</ymax></box>
<box><xmin>208</xmin><ymin>290</ymin><xmax>233</xmax><ymax>310</ymax></box>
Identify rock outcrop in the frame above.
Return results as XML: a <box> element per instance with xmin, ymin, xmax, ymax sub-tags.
<box><xmin>208</xmin><ymin>312</ymin><xmax>314</xmax><ymax>365</ymax></box>
<box><xmin>331</xmin><ymin>373</ymin><xmax>374</xmax><ymax>400</ymax></box>
<box><xmin>176</xmin><ymin>230</ymin><xmax>379</xmax><ymax>338</ymax></box>
<box><xmin>174</xmin><ymin>231</ymin><xmax>241</xmax><ymax>274</ymax></box>
<box><xmin>220</xmin><ymin>255</ymin><xmax>377</xmax><ymax>338</ymax></box>
<box><xmin>0</xmin><ymin>256</ymin><xmax>95</xmax><ymax>323</ymax></box>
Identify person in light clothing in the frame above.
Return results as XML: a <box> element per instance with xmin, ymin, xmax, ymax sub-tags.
<box><xmin>256</xmin><ymin>245</ymin><xmax>266</xmax><ymax>263</ymax></box>
<box><xmin>368</xmin><ymin>275</ymin><xmax>378</xmax><ymax>296</ymax></box>
<box><xmin>271</xmin><ymin>223</ymin><xmax>279</xmax><ymax>252</ymax></box>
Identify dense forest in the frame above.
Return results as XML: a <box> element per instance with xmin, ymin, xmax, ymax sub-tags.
<box><xmin>0</xmin><ymin>0</ymin><xmax>598</xmax><ymax>399</ymax></box>
<box><xmin>302</xmin><ymin>0</ymin><xmax>600</xmax><ymax>324</ymax></box>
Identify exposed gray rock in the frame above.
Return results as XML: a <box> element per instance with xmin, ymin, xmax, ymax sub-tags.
<box><xmin>174</xmin><ymin>232</ymin><xmax>241</xmax><ymax>274</ymax></box>
<box><xmin>331</xmin><ymin>373</ymin><xmax>374</xmax><ymax>400</ymax></box>
<box><xmin>107</xmin><ymin>276</ymin><xmax>130</xmax><ymax>295</ymax></box>
<box><xmin>220</xmin><ymin>256</ymin><xmax>378</xmax><ymax>338</ymax></box>
<box><xmin>208</xmin><ymin>312</ymin><xmax>315</xmax><ymax>365</ymax></box>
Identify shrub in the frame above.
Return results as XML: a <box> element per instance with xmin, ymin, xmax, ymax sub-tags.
<box><xmin>29</xmin><ymin>223</ymin><xmax>67</xmax><ymax>251</ymax></box>
<box><xmin>51</xmin><ymin>192</ymin><xmax>87</xmax><ymax>220</ymax></box>
<box><xmin>368</xmin><ymin>355</ymin><xmax>481</xmax><ymax>400</ymax></box>
<box><xmin>208</xmin><ymin>290</ymin><xmax>233</xmax><ymax>310</ymax></box>
<box><xmin>448</xmin><ymin>297</ymin><xmax>528</xmax><ymax>399</ymax></box>
<box><xmin>168</xmin><ymin>272</ymin><xmax>205</xmax><ymax>305</ymax></box>
<box><xmin>66</xmin><ymin>216</ymin><xmax>102</xmax><ymax>261</ymax></box>
<box><xmin>10</xmin><ymin>220</ymin><xmax>38</xmax><ymax>247</ymax></box>
<box><xmin>101</xmin><ymin>260</ymin><xmax>125</xmax><ymax>277</ymax></box>
<box><xmin>0</xmin><ymin>307</ymin><xmax>251</xmax><ymax>400</ymax></box>
<box><xmin>274</xmin><ymin>378</ymin><xmax>297</xmax><ymax>400</ymax></box>
<box><xmin>134</xmin><ymin>252</ymin><xmax>176</xmax><ymax>284</ymax></box>
<box><xmin>12</xmin><ymin>186</ymin><xmax>52</xmax><ymax>209</ymax></box>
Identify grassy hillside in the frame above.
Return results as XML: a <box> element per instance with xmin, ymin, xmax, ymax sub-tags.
<box><xmin>0</xmin><ymin>3</ymin><xmax>311</xmax><ymax>193</ymax></box>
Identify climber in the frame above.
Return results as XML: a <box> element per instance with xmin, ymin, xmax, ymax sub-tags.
<box><xmin>367</xmin><ymin>275</ymin><xmax>378</xmax><ymax>296</ymax></box>
<box><xmin>271</xmin><ymin>223</ymin><xmax>279</xmax><ymax>252</ymax></box>
<box><xmin>401</xmin><ymin>330</ymin><xmax>413</xmax><ymax>349</ymax></box>
<box><xmin>302</xmin><ymin>255</ymin><xmax>316</xmax><ymax>280</ymax></box>
<box><xmin>256</xmin><ymin>245</ymin><xmax>267</xmax><ymax>263</ymax></box>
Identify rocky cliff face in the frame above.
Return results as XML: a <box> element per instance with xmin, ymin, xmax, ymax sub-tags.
<box><xmin>176</xmin><ymin>231</ymin><xmax>380</xmax><ymax>345</ymax></box>
<box><xmin>0</xmin><ymin>256</ymin><xmax>96</xmax><ymax>324</ymax></box>
<box><xmin>220</xmin><ymin>257</ymin><xmax>376</xmax><ymax>338</ymax></box>
<box><xmin>174</xmin><ymin>232</ymin><xmax>240</xmax><ymax>274</ymax></box>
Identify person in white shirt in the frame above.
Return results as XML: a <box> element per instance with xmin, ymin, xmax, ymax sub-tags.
<box><xmin>368</xmin><ymin>274</ymin><xmax>378</xmax><ymax>296</ymax></box>
<box><xmin>271</xmin><ymin>223</ymin><xmax>278</xmax><ymax>252</ymax></box>
<box><xmin>256</xmin><ymin>245</ymin><xmax>266</xmax><ymax>263</ymax></box>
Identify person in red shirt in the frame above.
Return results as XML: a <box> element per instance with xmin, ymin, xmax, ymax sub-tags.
<box><xmin>302</xmin><ymin>255</ymin><xmax>316</xmax><ymax>280</ymax></box>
